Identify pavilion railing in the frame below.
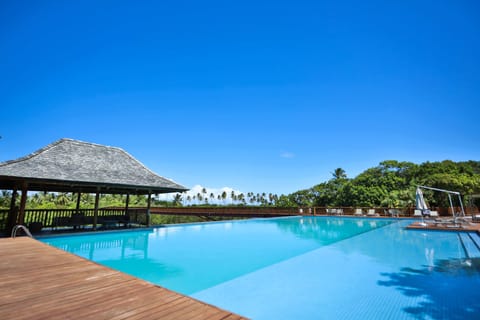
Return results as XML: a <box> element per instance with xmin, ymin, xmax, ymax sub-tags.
<box><xmin>0</xmin><ymin>209</ymin><xmax>8</xmax><ymax>232</ymax></box>
<box><xmin>0</xmin><ymin>208</ymin><xmax>148</xmax><ymax>233</ymax></box>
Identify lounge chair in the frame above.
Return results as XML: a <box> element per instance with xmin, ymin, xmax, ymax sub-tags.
<box><xmin>326</xmin><ymin>208</ymin><xmax>343</xmax><ymax>216</ymax></box>
<box><xmin>366</xmin><ymin>209</ymin><xmax>378</xmax><ymax>217</ymax></box>
<box><xmin>388</xmin><ymin>209</ymin><xmax>400</xmax><ymax>217</ymax></box>
<box><xmin>473</xmin><ymin>214</ymin><xmax>480</xmax><ymax>222</ymax></box>
<box><xmin>413</xmin><ymin>209</ymin><xmax>423</xmax><ymax>217</ymax></box>
<box><xmin>433</xmin><ymin>218</ymin><xmax>461</xmax><ymax>228</ymax></box>
<box><xmin>354</xmin><ymin>208</ymin><xmax>363</xmax><ymax>216</ymax></box>
<box><xmin>414</xmin><ymin>209</ymin><xmax>435</xmax><ymax>219</ymax></box>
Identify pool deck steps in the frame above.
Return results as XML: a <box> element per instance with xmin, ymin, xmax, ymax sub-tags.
<box><xmin>0</xmin><ymin>237</ymin><xmax>248</xmax><ymax>320</ymax></box>
<box><xmin>459</xmin><ymin>233</ymin><xmax>480</xmax><ymax>258</ymax></box>
<box><xmin>470</xmin><ymin>232</ymin><xmax>480</xmax><ymax>249</ymax></box>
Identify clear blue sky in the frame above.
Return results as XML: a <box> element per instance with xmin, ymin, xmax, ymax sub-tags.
<box><xmin>1</xmin><ymin>0</ymin><xmax>479</xmax><ymax>196</ymax></box>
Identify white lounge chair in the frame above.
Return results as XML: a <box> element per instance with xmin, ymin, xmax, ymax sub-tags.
<box><xmin>388</xmin><ymin>209</ymin><xmax>400</xmax><ymax>217</ymax></box>
<box><xmin>429</xmin><ymin>211</ymin><xmax>439</xmax><ymax>217</ymax></box>
<box><xmin>367</xmin><ymin>209</ymin><xmax>378</xmax><ymax>216</ymax></box>
<box><xmin>415</xmin><ymin>209</ymin><xmax>438</xmax><ymax>218</ymax></box>
<box><xmin>354</xmin><ymin>208</ymin><xmax>363</xmax><ymax>216</ymax></box>
<box><xmin>413</xmin><ymin>209</ymin><xmax>423</xmax><ymax>217</ymax></box>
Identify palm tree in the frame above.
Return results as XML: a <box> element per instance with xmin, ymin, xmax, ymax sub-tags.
<box><xmin>332</xmin><ymin>168</ymin><xmax>347</xmax><ymax>180</ymax></box>
<box><xmin>30</xmin><ymin>193</ymin><xmax>43</xmax><ymax>207</ymax></box>
<box><xmin>237</xmin><ymin>193</ymin><xmax>245</xmax><ymax>206</ymax></box>
<box><xmin>221</xmin><ymin>191</ymin><xmax>227</xmax><ymax>205</ymax></box>
<box><xmin>55</xmin><ymin>192</ymin><xmax>71</xmax><ymax>207</ymax></box>
<box><xmin>173</xmin><ymin>193</ymin><xmax>183</xmax><ymax>206</ymax></box>
<box><xmin>268</xmin><ymin>193</ymin><xmax>275</xmax><ymax>205</ymax></box>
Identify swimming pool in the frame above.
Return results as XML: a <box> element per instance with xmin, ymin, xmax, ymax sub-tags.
<box><xmin>42</xmin><ymin>217</ymin><xmax>480</xmax><ymax>319</ymax></box>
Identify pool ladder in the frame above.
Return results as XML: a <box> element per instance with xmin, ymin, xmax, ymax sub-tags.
<box><xmin>11</xmin><ymin>225</ymin><xmax>34</xmax><ymax>238</ymax></box>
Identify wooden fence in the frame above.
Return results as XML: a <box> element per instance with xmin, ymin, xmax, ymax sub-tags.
<box><xmin>1</xmin><ymin>205</ymin><xmax>477</xmax><ymax>235</ymax></box>
<box><xmin>0</xmin><ymin>208</ymin><xmax>148</xmax><ymax>234</ymax></box>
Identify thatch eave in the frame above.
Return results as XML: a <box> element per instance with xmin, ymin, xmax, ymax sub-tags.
<box><xmin>0</xmin><ymin>175</ymin><xmax>186</xmax><ymax>195</ymax></box>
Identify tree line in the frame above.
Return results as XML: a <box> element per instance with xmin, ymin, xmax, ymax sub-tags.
<box><xmin>276</xmin><ymin>160</ymin><xmax>480</xmax><ymax>208</ymax></box>
<box><xmin>1</xmin><ymin>160</ymin><xmax>479</xmax><ymax>209</ymax></box>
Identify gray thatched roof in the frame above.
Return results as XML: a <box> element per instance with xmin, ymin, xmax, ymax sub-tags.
<box><xmin>0</xmin><ymin>138</ymin><xmax>188</xmax><ymax>194</ymax></box>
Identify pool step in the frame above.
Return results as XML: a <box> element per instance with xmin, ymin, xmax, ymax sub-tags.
<box><xmin>459</xmin><ymin>233</ymin><xmax>480</xmax><ymax>258</ymax></box>
<box><xmin>469</xmin><ymin>232</ymin><xmax>480</xmax><ymax>249</ymax></box>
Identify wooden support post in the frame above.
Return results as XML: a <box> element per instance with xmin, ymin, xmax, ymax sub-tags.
<box><xmin>93</xmin><ymin>192</ymin><xmax>100</xmax><ymax>230</ymax></box>
<box><xmin>125</xmin><ymin>194</ymin><xmax>130</xmax><ymax>216</ymax></box>
<box><xmin>18</xmin><ymin>184</ymin><xmax>28</xmax><ymax>226</ymax></box>
<box><xmin>146</xmin><ymin>193</ymin><xmax>151</xmax><ymax>227</ymax></box>
<box><xmin>76</xmin><ymin>192</ymin><xmax>81</xmax><ymax>213</ymax></box>
<box><xmin>7</xmin><ymin>188</ymin><xmax>18</xmax><ymax>233</ymax></box>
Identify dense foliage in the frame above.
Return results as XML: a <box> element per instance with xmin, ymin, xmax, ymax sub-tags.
<box><xmin>276</xmin><ymin>160</ymin><xmax>480</xmax><ymax>208</ymax></box>
<box><xmin>1</xmin><ymin>160</ymin><xmax>479</xmax><ymax>211</ymax></box>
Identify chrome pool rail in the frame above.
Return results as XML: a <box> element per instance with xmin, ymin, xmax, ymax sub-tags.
<box><xmin>11</xmin><ymin>225</ymin><xmax>33</xmax><ymax>238</ymax></box>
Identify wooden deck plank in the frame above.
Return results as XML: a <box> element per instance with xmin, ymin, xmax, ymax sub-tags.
<box><xmin>0</xmin><ymin>237</ymin><xmax>248</xmax><ymax>320</ymax></box>
<box><xmin>109</xmin><ymin>289</ymin><xmax>191</xmax><ymax>320</ymax></box>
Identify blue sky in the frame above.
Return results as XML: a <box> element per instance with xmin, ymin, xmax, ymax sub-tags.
<box><xmin>1</xmin><ymin>0</ymin><xmax>479</xmax><ymax>196</ymax></box>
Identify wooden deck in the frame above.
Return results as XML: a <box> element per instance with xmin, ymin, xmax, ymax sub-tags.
<box><xmin>407</xmin><ymin>220</ymin><xmax>480</xmax><ymax>232</ymax></box>
<box><xmin>0</xmin><ymin>237</ymin><xmax>247</xmax><ymax>320</ymax></box>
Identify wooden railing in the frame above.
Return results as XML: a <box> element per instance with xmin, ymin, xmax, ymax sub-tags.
<box><xmin>0</xmin><ymin>208</ymin><xmax>148</xmax><ymax>233</ymax></box>
<box><xmin>0</xmin><ymin>209</ymin><xmax>8</xmax><ymax>231</ymax></box>
<box><xmin>1</xmin><ymin>205</ymin><xmax>476</xmax><ymax>234</ymax></box>
<box><xmin>149</xmin><ymin>206</ymin><xmax>301</xmax><ymax>217</ymax></box>
<box><xmin>148</xmin><ymin>206</ymin><xmax>473</xmax><ymax>217</ymax></box>
<box><xmin>148</xmin><ymin>206</ymin><xmax>408</xmax><ymax>217</ymax></box>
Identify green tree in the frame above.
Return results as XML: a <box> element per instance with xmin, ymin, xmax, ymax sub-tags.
<box><xmin>172</xmin><ymin>193</ymin><xmax>183</xmax><ymax>206</ymax></box>
<box><xmin>332</xmin><ymin>168</ymin><xmax>347</xmax><ymax>180</ymax></box>
<box><xmin>221</xmin><ymin>191</ymin><xmax>227</xmax><ymax>204</ymax></box>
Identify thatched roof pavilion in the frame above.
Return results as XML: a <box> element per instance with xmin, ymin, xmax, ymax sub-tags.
<box><xmin>0</xmin><ymin>138</ymin><xmax>187</xmax><ymax>194</ymax></box>
<box><xmin>0</xmin><ymin>138</ymin><xmax>188</xmax><ymax>231</ymax></box>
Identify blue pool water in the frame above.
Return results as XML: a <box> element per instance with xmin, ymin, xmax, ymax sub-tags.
<box><xmin>41</xmin><ymin>217</ymin><xmax>480</xmax><ymax>320</ymax></box>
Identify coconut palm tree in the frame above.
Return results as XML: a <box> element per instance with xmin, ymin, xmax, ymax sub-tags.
<box><xmin>332</xmin><ymin>168</ymin><xmax>347</xmax><ymax>180</ymax></box>
<box><xmin>55</xmin><ymin>192</ymin><xmax>71</xmax><ymax>207</ymax></box>
<box><xmin>197</xmin><ymin>193</ymin><xmax>203</xmax><ymax>204</ymax></box>
<box><xmin>221</xmin><ymin>191</ymin><xmax>227</xmax><ymax>205</ymax></box>
<box><xmin>173</xmin><ymin>193</ymin><xmax>183</xmax><ymax>206</ymax></box>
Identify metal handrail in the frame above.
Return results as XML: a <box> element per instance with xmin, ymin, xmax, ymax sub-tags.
<box><xmin>11</xmin><ymin>225</ymin><xmax>33</xmax><ymax>238</ymax></box>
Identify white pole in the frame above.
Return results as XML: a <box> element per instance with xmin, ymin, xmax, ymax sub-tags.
<box><xmin>419</xmin><ymin>185</ymin><xmax>460</xmax><ymax>195</ymax></box>
<box><xmin>457</xmin><ymin>194</ymin><xmax>465</xmax><ymax>217</ymax></box>
<box><xmin>447</xmin><ymin>193</ymin><xmax>455</xmax><ymax>221</ymax></box>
